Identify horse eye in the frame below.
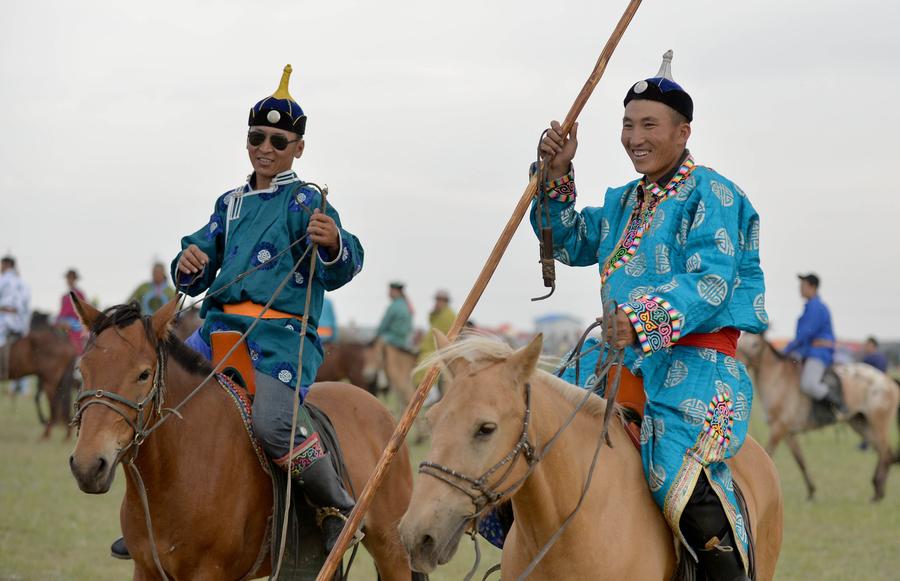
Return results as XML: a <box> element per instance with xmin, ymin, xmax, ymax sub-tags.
<box><xmin>475</xmin><ymin>423</ymin><xmax>497</xmax><ymax>438</ymax></box>
<box><xmin>137</xmin><ymin>370</ymin><xmax>152</xmax><ymax>383</ymax></box>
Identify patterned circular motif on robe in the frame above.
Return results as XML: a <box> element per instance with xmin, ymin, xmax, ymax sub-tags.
<box><xmin>691</xmin><ymin>200</ymin><xmax>706</xmax><ymax>231</ymax></box>
<box><xmin>600</xmin><ymin>218</ymin><xmax>610</xmax><ymax>242</ymax></box>
<box><xmin>553</xmin><ymin>247</ymin><xmax>570</xmax><ymax>265</ymax></box>
<box><xmin>715</xmin><ymin>228</ymin><xmax>735</xmax><ymax>256</ymax></box>
<box><xmin>655</xmin><ymin>279</ymin><xmax>679</xmax><ymax>293</ymax></box>
<box><xmin>560</xmin><ymin>206</ymin><xmax>577</xmax><ymax>227</ymax></box>
<box><xmin>676</xmin><ymin>217</ymin><xmax>690</xmax><ymax>246</ymax></box>
<box><xmin>664</xmin><ymin>360</ymin><xmax>689</xmax><ymax>387</ymax></box>
<box><xmin>292</xmin><ymin>271</ymin><xmax>306</xmax><ymax>287</ymax></box>
<box><xmin>734</xmin><ymin>513</ymin><xmax>748</xmax><ymax>545</ymax></box>
<box><xmin>655</xmin><ymin>244</ymin><xmax>671</xmax><ymax>275</ymax></box>
<box><xmin>724</xmin><ymin>356</ymin><xmax>740</xmax><ymax>378</ymax></box>
<box><xmin>698</xmin><ymin>348</ymin><xmax>718</xmax><ymax>363</ymax></box>
<box><xmin>247</xmin><ymin>339</ymin><xmax>262</xmax><ymax>362</ymax></box>
<box><xmin>697</xmin><ymin>274</ymin><xmax>728</xmax><ymax>306</ymax></box>
<box><xmin>628</xmin><ymin>286</ymin><xmax>655</xmax><ymax>301</ymax></box>
<box><xmin>251</xmin><ymin>242</ymin><xmax>279</xmax><ymax>270</ymax></box>
<box><xmin>674</xmin><ymin>176</ymin><xmax>696</xmax><ymax>201</ymax></box>
<box><xmin>710</xmin><ymin>181</ymin><xmax>734</xmax><ymax>207</ymax></box>
<box><xmin>272</xmin><ymin>363</ymin><xmax>296</xmax><ymax>386</ymax></box>
<box><xmin>685</xmin><ymin>252</ymin><xmax>702</xmax><ymax>273</ymax></box>
<box><xmin>733</xmin><ymin>391</ymin><xmax>750</xmax><ymax>421</ymax></box>
<box><xmin>653</xmin><ymin>417</ymin><xmax>666</xmax><ymax>438</ymax></box>
<box><xmin>680</xmin><ymin>398</ymin><xmax>708</xmax><ymax>425</ymax></box>
<box><xmin>649</xmin><ymin>207</ymin><xmax>666</xmax><ymax>235</ymax></box>
<box><xmin>341</xmin><ymin>245</ymin><xmax>350</xmax><ymax>262</ymax></box>
<box><xmin>640</xmin><ymin>413</ymin><xmax>653</xmax><ymax>445</ymax></box>
<box><xmin>206</xmin><ymin>215</ymin><xmax>223</xmax><ymax>240</ymax></box>
<box><xmin>648</xmin><ymin>461</ymin><xmax>667</xmax><ymax>492</ymax></box>
<box><xmin>714</xmin><ymin>380</ymin><xmax>734</xmax><ymax>400</ymax></box>
<box><xmin>753</xmin><ymin>293</ymin><xmax>768</xmax><ymax>324</ymax></box>
<box><xmin>624</xmin><ymin>252</ymin><xmax>647</xmax><ymax>277</ymax></box>
<box><xmin>284</xmin><ymin>321</ymin><xmax>297</xmax><ymax>332</ymax></box>
<box><xmin>576</xmin><ymin>215</ymin><xmax>588</xmax><ymax>240</ymax></box>
<box><xmin>747</xmin><ymin>217</ymin><xmax>760</xmax><ymax>250</ymax></box>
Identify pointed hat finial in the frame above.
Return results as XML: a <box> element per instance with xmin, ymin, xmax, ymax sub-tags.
<box><xmin>272</xmin><ymin>64</ymin><xmax>294</xmax><ymax>101</ymax></box>
<box><xmin>655</xmin><ymin>50</ymin><xmax>674</xmax><ymax>81</ymax></box>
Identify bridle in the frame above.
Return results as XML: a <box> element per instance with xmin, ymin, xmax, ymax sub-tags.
<box><xmin>72</xmin><ymin>341</ymin><xmax>169</xmax><ymax>462</ymax></box>
<box><xmin>419</xmin><ymin>382</ymin><xmax>538</xmax><ymax>517</ymax></box>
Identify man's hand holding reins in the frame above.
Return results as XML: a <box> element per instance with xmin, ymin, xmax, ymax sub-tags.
<box><xmin>307</xmin><ymin>209</ymin><xmax>340</xmax><ymax>257</ymax></box>
<box><xmin>540</xmin><ymin>120</ymin><xmax>579</xmax><ymax>180</ymax></box>
<box><xmin>177</xmin><ymin>245</ymin><xmax>209</xmax><ymax>275</ymax></box>
<box><xmin>611</xmin><ymin>311</ymin><xmax>638</xmax><ymax>349</ymax></box>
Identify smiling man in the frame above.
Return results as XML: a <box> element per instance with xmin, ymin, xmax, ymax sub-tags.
<box><xmin>530</xmin><ymin>51</ymin><xmax>767</xmax><ymax>581</ymax></box>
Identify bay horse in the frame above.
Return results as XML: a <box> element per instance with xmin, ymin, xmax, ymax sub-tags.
<box><xmin>68</xmin><ymin>296</ymin><xmax>418</xmax><ymax>580</ymax></box>
<box><xmin>316</xmin><ymin>339</ymin><xmax>373</xmax><ymax>395</ymax></box>
<box><xmin>399</xmin><ymin>333</ymin><xmax>783</xmax><ymax>580</ymax></box>
<box><xmin>362</xmin><ymin>340</ymin><xmax>427</xmax><ymax>443</ymax></box>
<box><xmin>737</xmin><ymin>333</ymin><xmax>898</xmax><ymax>501</ymax></box>
<box><xmin>6</xmin><ymin>312</ymin><xmax>79</xmax><ymax>439</ymax></box>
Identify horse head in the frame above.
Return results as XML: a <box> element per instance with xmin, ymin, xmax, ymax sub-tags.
<box><xmin>68</xmin><ymin>294</ymin><xmax>179</xmax><ymax>494</ymax></box>
<box><xmin>399</xmin><ymin>331</ymin><xmax>543</xmax><ymax>573</ymax></box>
<box><xmin>736</xmin><ymin>332</ymin><xmax>766</xmax><ymax>369</ymax></box>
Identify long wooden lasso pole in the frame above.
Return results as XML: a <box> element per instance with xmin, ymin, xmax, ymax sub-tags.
<box><xmin>317</xmin><ymin>1</ymin><xmax>644</xmax><ymax>577</ymax></box>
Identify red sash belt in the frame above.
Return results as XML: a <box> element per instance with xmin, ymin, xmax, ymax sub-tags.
<box><xmin>675</xmin><ymin>327</ymin><xmax>739</xmax><ymax>357</ymax></box>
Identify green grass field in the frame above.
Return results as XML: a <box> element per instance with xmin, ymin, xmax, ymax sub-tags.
<box><xmin>1</xmin><ymin>384</ymin><xmax>897</xmax><ymax>580</ymax></box>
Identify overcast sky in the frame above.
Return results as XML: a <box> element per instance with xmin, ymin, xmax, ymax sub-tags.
<box><xmin>2</xmin><ymin>0</ymin><xmax>898</xmax><ymax>340</ymax></box>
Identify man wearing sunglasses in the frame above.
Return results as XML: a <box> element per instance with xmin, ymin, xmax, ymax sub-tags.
<box><xmin>109</xmin><ymin>65</ymin><xmax>364</xmax><ymax>560</ymax></box>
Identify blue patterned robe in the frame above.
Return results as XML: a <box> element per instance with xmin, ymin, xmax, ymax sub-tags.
<box><xmin>172</xmin><ymin>169</ymin><xmax>363</xmax><ymax>390</ymax></box>
<box><xmin>531</xmin><ymin>155</ymin><xmax>767</xmax><ymax>569</ymax></box>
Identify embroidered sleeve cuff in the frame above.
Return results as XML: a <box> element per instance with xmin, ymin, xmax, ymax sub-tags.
<box><xmin>318</xmin><ymin>230</ymin><xmax>345</xmax><ymax>266</ymax></box>
<box><xmin>619</xmin><ymin>295</ymin><xmax>683</xmax><ymax>354</ymax></box>
<box><xmin>529</xmin><ymin>162</ymin><xmax>577</xmax><ymax>203</ymax></box>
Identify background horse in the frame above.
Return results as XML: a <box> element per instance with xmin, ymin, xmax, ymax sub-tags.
<box><xmin>316</xmin><ymin>339</ymin><xmax>373</xmax><ymax>395</ymax></box>
<box><xmin>737</xmin><ymin>333</ymin><xmax>898</xmax><ymax>501</ymax></box>
<box><xmin>400</xmin><ymin>333</ymin><xmax>783</xmax><ymax>580</ymax></box>
<box><xmin>362</xmin><ymin>340</ymin><xmax>427</xmax><ymax>443</ymax></box>
<box><xmin>6</xmin><ymin>312</ymin><xmax>79</xmax><ymax>439</ymax></box>
<box><xmin>68</xmin><ymin>297</ymin><xmax>418</xmax><ymax>580</ymax></box>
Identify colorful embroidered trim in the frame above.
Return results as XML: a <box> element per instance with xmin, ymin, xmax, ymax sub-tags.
<box><xmin>690</xmin><ymin>392</ymin><xmax>734</xmax><ymax>465</ymax></box>
<box><xmin>275</xmin><ymin>432</ymin><xmax>325</xmax><ymax>478</ymax></box>
<box><xmin>620</xmin><ymin>295</ymin><xmax>683</xmax><ymax>353</ymax></box>
<box><xmin>639</xmin><ymin>154</ymin><xmax>695</xmax><ymax>197</ymax></box>
<box><xmin>545</xmin><ymin>171</ymin><xmax>576</xmax><ymax>203</ymax></box>
<box><xmin>216</xmin><ymin>374</ymin><xmax>270</xmax><ymax>475</ymax></box>
<box><xmin>601</xmin><ymin>155</ymin><xmax>696</xmax><ymax>282</ymax></box>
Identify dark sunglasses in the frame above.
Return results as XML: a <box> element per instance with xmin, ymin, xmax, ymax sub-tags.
<box><xmin>247</xmin><ymin>130</ymin><xmax>301</xmax><ymax>151</ymax></box>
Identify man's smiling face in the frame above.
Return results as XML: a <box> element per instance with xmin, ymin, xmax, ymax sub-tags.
<box><xmin>246</xmin><ymin>126</ymin><xmax>304</xmax><ymax>181</ymax></box>
<box><xmin>621</xmin><ymin>99</ymin><xmax>691</xmax><ymax>183</ymax></box>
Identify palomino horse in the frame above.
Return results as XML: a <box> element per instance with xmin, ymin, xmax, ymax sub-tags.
<box><xmin>400</xmin><ymin>333</ymin><xmax>783</xmax><ymax>580</ymax></box>
<box><xmin>68</xmin><ymin>297</ymin><xmax>418</xmax><ymax>580</ymax></box>
<box><xmin>363</xmin><ymin>340</ymin><xmax>427</xmax><ymax>442</ymax></box>
<box><xmin>737</xmin><ymin>333</ymin><xmax>898</xmax><ymax>501</ymax></box>
<box><xmin>316</xmin><ymin>339</ymin><xmax>373</xmax><ymax>395</ymax></box>
<box><xmin>6</xmin><ymin>313</ymin><xmax>79</xmax><ymax>439</ymax></box>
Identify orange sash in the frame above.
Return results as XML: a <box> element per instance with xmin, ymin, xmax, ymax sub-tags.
<box><xmin>210</xmin><ymin>331</ymin><xmax>257</xmax><ymax>395</ymax></box>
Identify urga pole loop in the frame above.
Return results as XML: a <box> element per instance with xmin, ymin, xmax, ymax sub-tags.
<box><xmin>316</xmin><ymin>1</ymin><xmax>645</xmax><ymax>578</ymax></box>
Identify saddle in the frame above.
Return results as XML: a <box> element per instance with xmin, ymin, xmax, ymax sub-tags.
<box><xmin>808</xmin><ymin>367</ymin><xmax>845</xmax><ymax>428</ymax></box>
<box><xmin>216</xmin><ymin>372</ymin><xmax>354</xmax><ymax>581</ymax></box>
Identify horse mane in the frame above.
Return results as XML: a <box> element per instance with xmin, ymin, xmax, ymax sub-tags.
<box><xmin>418</xmin><ymin>333</ymin><xmax>608</xmax><ymax>418</ymax></box>
<box><xmin>30</xmin><ymin>311</ymin><xmax>52</xmax><ymax>330</ymax></box>
<box><xmin>88</xmin><ymin>301</ymin><xmax>213</xmax><ymax>376</ymax></box>
<box><xmin>761</xmin><ymin>336</ymin><xmax>786</xmax><ymax>360</ymax></box>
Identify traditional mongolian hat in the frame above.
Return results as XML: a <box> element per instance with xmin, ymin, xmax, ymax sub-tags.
<box><xmin>624</xmin><ymin>50</ymin><xmax>693</xmax><ymax>122</ymax></box>
<box><xmin>248</xmin><ymin>64</ymin><xmax>307</xmax><ymax>136</ymax></box>
<box><xmin>389</xmin><ymin>281</ymin><xmax>405</xmax><ymax>290</ymax></box>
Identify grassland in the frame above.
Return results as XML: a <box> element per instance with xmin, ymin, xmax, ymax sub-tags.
<box><xmin>0</xmin><ymin>384</ymin><xmax>897</xmax><ymax>580</ymax></box>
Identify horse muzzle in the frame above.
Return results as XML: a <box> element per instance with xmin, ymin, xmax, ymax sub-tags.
<box><xmin>69</xmin><ymin>451</ymin><xmax>117</xmax><ymax>494</ymax></box>
<box><xmin>399</xmin><ymin>514</ymin><xmax>468</xmax><ymax>573</ymax></box>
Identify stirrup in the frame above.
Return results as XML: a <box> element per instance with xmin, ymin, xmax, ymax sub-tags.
<box><xmin>315</xmin><ymin>507</ymin><xmax>365</xmax><ymax>546</ymax></box>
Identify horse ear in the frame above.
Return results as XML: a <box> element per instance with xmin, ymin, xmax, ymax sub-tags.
<box><xmin>507</xmin><ymin>333</ymin><xmax>544</xmax><ymax>382</ymax></box>
<box><xmin>72</xmin><ymin>292</ymin><xmax>102</xmax><ymax>332</ymax></box>
<box><xmin>433</xmin><ymin>329</ymin><xmax>450</xmax><ymax>351</ymax></box>
<box><xmin>150</xmin><ymin>296</ymin><xmax>181</xmax><ymax>340</ymax></box>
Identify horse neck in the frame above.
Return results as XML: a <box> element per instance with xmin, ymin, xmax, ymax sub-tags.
<box><xmin>751</xmin><ymin>342</ymin><xmax>796</xmax><ymax>409</ymax></box>
<box><xmin>509</xmin><ymin>375</ymin><xmax>652</xmax><ymax>560</ymax></box>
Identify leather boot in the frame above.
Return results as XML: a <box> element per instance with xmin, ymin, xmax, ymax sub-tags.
<box><xmin>696</xmin><ymin>529</ymin><xmax>749</xmax><ymax>581</ymax></box>
<box><xmin>110</xmin><ymin>536</ymin><xmax>131</xmax><ymax>560</ymax></box>
<box><xmin>298</xmin><ymin>454</ymin><xmax>357</xmax><ymax>554</ymax></box>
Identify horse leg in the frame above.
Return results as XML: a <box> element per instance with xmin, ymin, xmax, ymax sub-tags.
<box><xmin>764</xmin><ymin>422</ymin><xmax>787</xmax><ymax>457</ymax></box>
<box><xmin>784</xmin><ymin>434</ymin><xmax>816</xmax><ymax>501</ymax></box>
<box><xmin>362</xmin><ymin>523</ymin><xmax>414</xmax><ymax>581</ymax></box>
<box><xmin>862</xmin><ymin>411</ymin><xmax>894</xmax><ymax>502</ymax></box>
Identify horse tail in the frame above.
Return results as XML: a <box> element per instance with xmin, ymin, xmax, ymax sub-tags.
<box><xmin>56</xmin><ymin>358</ymin><xmax>77</xmax><ymax>424</ymax></box>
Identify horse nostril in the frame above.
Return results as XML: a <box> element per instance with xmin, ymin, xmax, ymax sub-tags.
<box><xmin>421</xmin><ymin>534</ymin><xmax>435</xmax><ymax>553</ymax></box>
<box><xmin>69</xmin><ymin>455</ymin><xmax>75</xmax><ymax>469</ymax></box>
<box><xmin>96</xmin><ymin>456</ymin><xmax>107</xmax><ymax>475</ymax></box>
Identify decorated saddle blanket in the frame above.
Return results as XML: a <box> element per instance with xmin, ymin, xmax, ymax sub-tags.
<box><xmin>216</xmin><ymin>374</ymin><xmax>352</xmax><ymax>580</ymax></box>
